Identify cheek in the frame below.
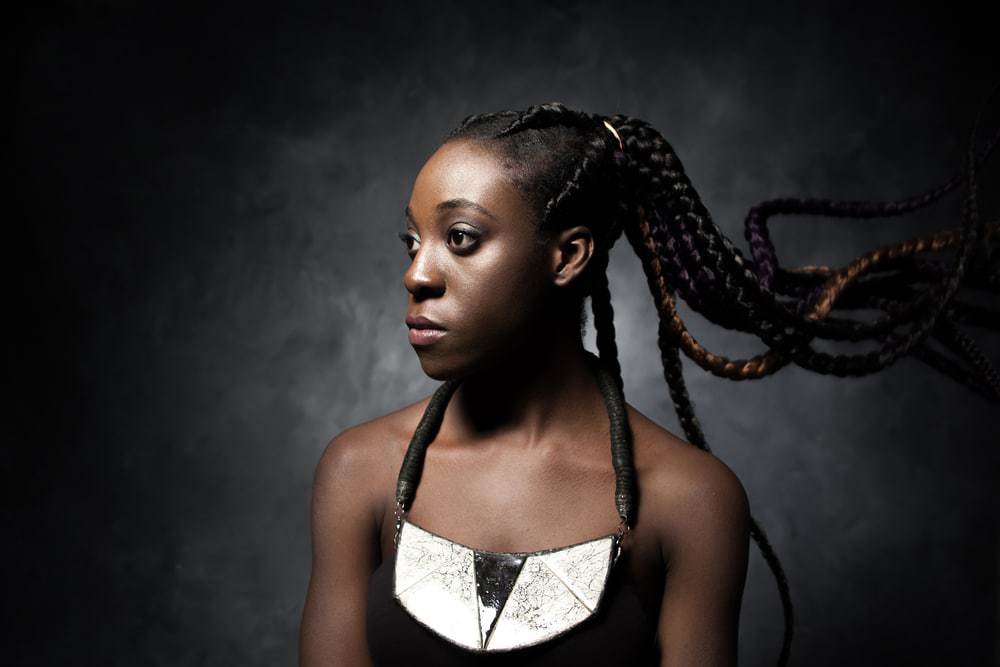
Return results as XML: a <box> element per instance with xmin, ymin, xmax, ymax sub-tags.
<box><xmin>455</xmin><ymin>249</ymin><xmax>549</xmax><ymax>336</ymax></box>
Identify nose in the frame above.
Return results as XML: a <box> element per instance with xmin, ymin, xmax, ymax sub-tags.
<box><xmin>403</xmin><ymin>243</ymin><xmax>445</xmax><ymax>300</ymax></box>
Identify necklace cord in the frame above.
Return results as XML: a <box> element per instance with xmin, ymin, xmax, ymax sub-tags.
<box><xmin>393</xmin><ymin>350</ymin><xmax>638</xmax><ymax>547</ymax></box>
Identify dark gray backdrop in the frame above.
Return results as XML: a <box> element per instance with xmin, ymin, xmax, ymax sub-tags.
<box><xmin>11</xmin><ymin>1</ymin><xmax>999</xmax><ymax>665</ymax></box>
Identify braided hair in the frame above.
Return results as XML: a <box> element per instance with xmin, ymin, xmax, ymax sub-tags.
<box><xmin>396</xmin><ymin>92</ymin><xmax>1000</xmax><ymax>666</ymax></box>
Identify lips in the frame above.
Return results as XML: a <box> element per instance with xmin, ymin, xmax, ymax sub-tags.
<box><xmin>406</xmin><ymin>315</ymin><xmax>446</xmax><ymax>330</ymax></box>
<box><xmin>406</xmin><ymin>315</ymin><xmax>447</xmax><ymax>346</ymax></box>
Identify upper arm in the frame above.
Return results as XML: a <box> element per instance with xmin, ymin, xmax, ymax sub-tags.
<box><xmin>655</xmin><ymin>456</ymin><xmax>750</xmax><ymax>666</ymax></box>
<box><xmin>299</xmin><ymin>427</ymin><xmax>383</xmax><ymax>667</ymax></box>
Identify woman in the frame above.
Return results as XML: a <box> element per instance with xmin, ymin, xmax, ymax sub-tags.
<box><xmin>300</xmin><ymin>100</ymin><xmax>999</xmax><ymax>666</ymax></box>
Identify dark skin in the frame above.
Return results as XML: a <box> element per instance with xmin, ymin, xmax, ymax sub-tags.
<box><xmin>299</xmin><ymin>139</ymin><xmax>751</xmax><ymax>666</ymax></box>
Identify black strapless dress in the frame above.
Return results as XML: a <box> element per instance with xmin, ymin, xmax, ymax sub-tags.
<box><xmin>366</xmin><ymin>546</ymin><xmax>660</xmax><ymax>666</ymax></box>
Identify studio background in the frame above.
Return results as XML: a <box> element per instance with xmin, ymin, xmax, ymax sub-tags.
<box><xmin>11</xmin><ymin>1</ymin><xmax>999</xmax><ymax>665</ymax></box>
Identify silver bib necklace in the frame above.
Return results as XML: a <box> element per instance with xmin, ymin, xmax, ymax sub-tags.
<box><xmin>390</xmin><ymin>351</ymin><xmax>637</xmax><ymax>653</ymax></box>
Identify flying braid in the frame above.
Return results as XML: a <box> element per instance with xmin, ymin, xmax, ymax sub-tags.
<box><xmin>437</xmin><ymin>90</ymin><xmax>1000</xmax><ymax>666</ymax></box>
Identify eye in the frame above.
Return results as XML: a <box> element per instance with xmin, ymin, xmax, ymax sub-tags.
<box><xmin>447</xmin><ymin>226</ymin><xmax>480</xmax><ymax>252</ymax></box>
<box><xmin>397</xmin><ymin>231</ymin><xmax>418</xmax><ymax>256</ymax></box>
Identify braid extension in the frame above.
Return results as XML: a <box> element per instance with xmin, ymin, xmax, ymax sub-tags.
<box><xmin>590</xmin><ymin>250</ymin><xmax>626</xmax><ymax>395</ymax></box>
<box><xmin>948</xmin><ymin>299</ymin><xmax>1000</xmax><ymax>331</ymax></box>
<box><xmin>615</xmin><ymin>102</ymin><xmax>992</xmax><ymax>664</ymax></box>
<box><xmin>609</xmin><ymin>91</ymin><xmax>1000</xmax><ymax>381</ymax></box>
<box><xmin>585</xmin><ymin>349</ymin><xmax>639</xmax><ymax>527</ymax></box>
<box><xmin>608</xmin><ymin>95</ymin><xmax>1000</xmax><ymax>375</ymax></box>
<box><xmin>747</xmin><ymin>129</ymin><xmax>1000</xmax><ymax>293</ymax></box>
<box><xmin>772</xmin><ymin>235</ymin><xmax>1000</xmax><ymax>300</ymax></box>
<box><xmin>776</xmin><ymin>254</ymin><xmax>1000</xmax><ymax>341</ymax></box>
<box><xmin>801</xmin><ymin>222</ymin><xmax>1000</xmax><ymax>323</ymax></box>
<box><xmin>434</xmin><ymin>96</ymin><xmax>999</xmax><ymax>666</ymax></box>
<box><xmin>854</xmin><ymin>293</ymin><xmax>1000</xmax><ymax>400</ymax></box>
<box><xmin>773</xmin><ymin>83</ymin><xmax>995</xmax><ymax>375</ymax></box>
<box><xmin>624</xmin><ymin>211</ymin><xmax>794</xmax><ymax>666</ymax></box>
<box><xmin>910</xmin><ymin>337</ymin><xmax>1000</xmax><ymax>402</ymax></box>
<box><xmin>652</xmin><ymin>220</ymin><xmax>1000</xmax><ymax>381</ymax></box>
<box><xmin>614</xmin><ymin>97</ymin><xmax>995</xmax><ymax>661</ymax></box>
<box><xmin>395</xmin><ymin>378</ymin><xmax>461</xmax><ymax>511</ymax></box>
<box><xmin>933</xmin><ymin>313</ymin><xmax>1000</xmax><ymax>398</ymax></box>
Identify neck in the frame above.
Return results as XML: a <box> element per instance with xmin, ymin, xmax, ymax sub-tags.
<box><xmin>444</xmin><ymin>326</ymin><xmax>608</xmax><ymax>449</ymax></box>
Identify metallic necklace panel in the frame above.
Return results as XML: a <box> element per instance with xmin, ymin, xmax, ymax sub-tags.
<box><xmin>392</xmin><ymin>516</ymin><xmax>624</xmax><ymax>652</ymax></box>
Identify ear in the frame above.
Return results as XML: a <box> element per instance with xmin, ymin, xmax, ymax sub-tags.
<box><xmin>549</xmin><ymin>225</ymin><xmax>595</xmax><ymax>287</ymax></box>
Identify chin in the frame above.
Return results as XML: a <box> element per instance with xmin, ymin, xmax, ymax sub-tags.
<box><xmin>414</xmin><ymin>342</ymin><xmax>501</xmax><ymax>382</ymax></box>
<box><xmin>414</xmin><ymin>351</ymin><xmax>469</xmax><ymax>382</ymax></box>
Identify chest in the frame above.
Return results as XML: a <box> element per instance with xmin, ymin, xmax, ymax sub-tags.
<box><xmin>375</xmin><ymin>445</ymin><xmax>666</xmax><ymax>623</ymax></box>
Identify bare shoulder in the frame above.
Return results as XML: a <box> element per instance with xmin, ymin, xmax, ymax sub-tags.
<box><xmin>313</xmin><ymin>395</ymin><xmax>434</xmax><ymax>521</ymax></box>
<box><xmin>625</xmin><ymin>403</ymin><xmax>750</xmax><ymax>559</ymax></box>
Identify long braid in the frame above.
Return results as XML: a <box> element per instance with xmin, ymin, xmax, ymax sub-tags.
<box><xmin>644</xmin><ymin>220</ymin><xmax>1000</xmax><ymax>380</ymax></box>
<box><xmin>609</xmin><ymin>89</ymin><xmax>1000</xmax><ymax>380</ymax></box>
<box><xmin>933</xmin><ymin>313</ymin><xmax>1000</xmax><ymax>398</ymax></box>
<box><xmin>607</xmin><ymin>99</ymin><xmax>1000</xmax><ymax>383</ymax></box>
<box><xmin>590</xmin><ymin>251</ymin><xmax>625</xmax><ymax>394</ymax></box>
<box><xmin>746</xmin><ymin>129</ymin><xmax>1000</xmax><ymax>293</ymax></box>
<box><xmin>625</xmin><ymin>209</ymin><xmax>795</xmax><ymax>665</ymax></box>
<box><xmin>395</xmin><ymin>378</ymin><xmax>461</xmax><ymax>514</ymax></box>
<box><xmin>431</xmin><ymin>95</ymin><xmax>999</xmax><ymax>666</ymax></box>
<box><xmin>910</xmin><ymin>334</ymin><xmax>1000</xmax><ymax>402</ymax></box>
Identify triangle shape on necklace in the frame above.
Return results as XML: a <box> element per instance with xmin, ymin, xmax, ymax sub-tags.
<box><xmin>473</xmin><ymin>550</ymin><xmax>525</xmax><ymax>646</ymax></box>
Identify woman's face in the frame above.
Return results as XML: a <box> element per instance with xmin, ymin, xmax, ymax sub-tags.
<box><xmin>401</xmin><ymin>139</ymin><xmax>567</xmax><ymax>380</ymax></box>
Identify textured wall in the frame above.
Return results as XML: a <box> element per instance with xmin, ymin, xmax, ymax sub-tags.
<box><xmin>12</xmin><ymin>1</ymin><xmax>998</xmax><ymax>665</ymax></box>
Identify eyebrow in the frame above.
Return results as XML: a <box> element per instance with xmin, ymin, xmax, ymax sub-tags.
<box><xmin>404</xmin><ymin>198</ymin><xmax>498</xmax><ymax>224</ymax></box>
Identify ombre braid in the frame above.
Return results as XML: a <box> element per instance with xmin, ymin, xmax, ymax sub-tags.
<box><xmin>406</xmin><ymin>94</ymin><xmax>1000</xmax><ymax>666</ymax></box>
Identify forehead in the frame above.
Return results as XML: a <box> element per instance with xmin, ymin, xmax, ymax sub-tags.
<box><xmin>407</xmin><ymin>139</ymin><xmax>535</xmax><ymax>225</ymax></box>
